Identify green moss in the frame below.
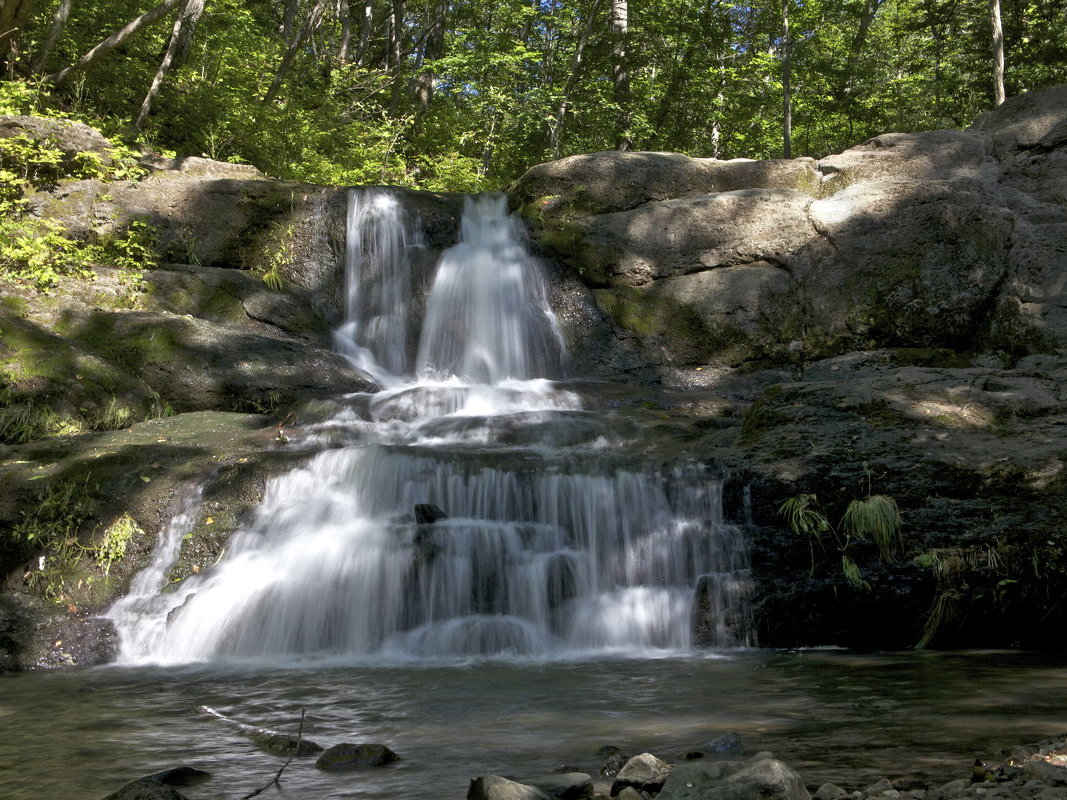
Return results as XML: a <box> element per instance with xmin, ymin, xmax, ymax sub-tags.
<box><xmin>891</xmin><ymin>348</ymin><xmax>971</xmax><ymax>368</ymax></box>
<box><xmin>739</xmin><ymin>385</ymin><xmax>789</xmax><ymax>442</ymax></box>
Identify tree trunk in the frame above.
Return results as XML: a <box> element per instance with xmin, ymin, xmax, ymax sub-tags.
<box><xmin>610</xmin><ymin>0</ymin><xmax>630</xmax><ymax>151</ymax></box>
<box><xmin>43</xmin><ymin>0</ymin><xmax>185</xmax><ymax>84</ymax></box>
<box><xmin>338</xmin><ymin>0</ymin><xmax>352</xmax><ymax>63</ymax></box>
<box><xmin>354</xmin><ymin>0</ymin><xmax>373</xmax><ymax>66</ymax></box>
<box><xmin>264</xmin><ymin>0</ymin><xmax>328</xmax><ymax>103</ymax></box>
<box><xmin>33</xmin><ymin>0</ymin><xmax>74</xmax><ymax>73</ymax></box>
<box><xmin>782</xmin><ymin>0</ymin><xmax>792</xmax><ymax>159</ymax></box>
<box><xmin>1</xmin><ymin>0</ymin><xmax>41</xmax><ymax>75</ymax></box>
<box><xmin>990</xmin><ymin>0</ymin><xmax>1005</xmax><ymax>106</ymax></box>
<box><xmin>414</xmin><ymin>0</ymin><xmax>446</xmax><ymax>112</ymax></box>
<box><xmin>133</xmin><ymin>0</ymin><xmax>207</xmax><ymax>131</ymax></box>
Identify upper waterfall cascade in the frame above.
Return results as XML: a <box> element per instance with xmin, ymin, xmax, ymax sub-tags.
<box><xmin>109</xmin><ymin>189</ymin><xmax>752</xmax><ymax>664</ymax></box>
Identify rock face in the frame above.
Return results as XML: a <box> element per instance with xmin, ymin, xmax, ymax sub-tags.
<box><xmin>511</xmin><ymin>85</ymin><xmax>1067</xmax><ymax>373</ymax></box>
<box><xmin>509</xmin><ymin>84</ymin><xmax>1067</xmax><ymax>650</ymax></box>
<box><xmin>0</xmin><ymin>123</ymin><xmax>465</xmax><ymax>670</ymax></box>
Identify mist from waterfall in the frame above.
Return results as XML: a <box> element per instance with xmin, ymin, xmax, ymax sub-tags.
<box><xmin>109</xmin><ymin>189</ymin><xmax>752</xmax><ymax>665</ymax></box>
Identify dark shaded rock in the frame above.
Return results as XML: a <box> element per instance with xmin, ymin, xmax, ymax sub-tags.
<box><xmin>527</xmin><ymin>771</ymin><xmax>594</xmax><ymax>800</ymax></box>
<box><xmin>315</xmin><ymin>743</ymin><xmax>399</xmax><ymax>770</ymax></box>
<box><xmin>600</xmin><ymin>751</ymin><xmax>631</xmax><ymax>777</ymax></box>
<box><xmin>101</xmin><ymin>778</ymin><xmax>190</xmax><ymax>800</ymax></box>
<box><xmin>415</xmin><ymin>503</ymin><xmax>449</xmax><ymax>523</ymax></box>
<box><xmin>703</xmin><ymin>733</ymin><xmax>745</xmax><ymax>756</ymax></box>
<box><xmin>611</xmin><ymin>753</ymin><xmax>672</xmax><ymax>795</ymax></box>
<box><xmin>0</xmin><ymin>593</ymin><xmax>117</xmax><ymax>671</ymax></box>
<box><xmin>658</xmin><ymin>753</ymin><xmax>810</xmax><ymax>800</ymax></box>
<box><xmin>468</xmin><ymin>775</ymin><xmax>552</xmax><ymax>800</ymax></box>
<box><xmin>143</xmin><ymin>766</ymin><xmax>211</xmax><ymax>786</ymax></box>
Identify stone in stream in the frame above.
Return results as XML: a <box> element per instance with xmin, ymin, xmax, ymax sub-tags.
<box><xmin>657</xmin><ymin>752</ymin><xmax>810</xmax><ymax>800</ymax></box>
<box><xmin>702</xmin><ymin>733</ymin><xmax>745</xmax><ymax>756</ymax></box>
<box><xmin>611</xmin><ymin>753</ymin><xmax>672</xmax><ymax>795</ymax></box>
<box><xmin>315</xmin><ymin>742</ymin><xmax>399</xmax><ymax>770</ymax></box>
<box><xmin>143</xmin><ymin>766</ymin><xmax>211</xmax><ymax>786</ymax></box>
<box><xmin>527</xmin><ymin>771</ymin><xmax>594</xmax><ymax>799</ymax></box>
<box><xmin>415</xmin><ymin>503</ymin><xmax>449</xmax><ymax>524</ymax></box>
<box><xmin>467</xmin><ymin>774</ymin><xmax>553</xmax><ymax>800</ymax></box>
<box><xmin>101</xmin><ymin>779</ymin><xmax>190</xmax><ymax>800</ymax></box>
<box><xmin>245</xmin><ymin>727</ymin><xmax>324</xmax><ymax>757</ymax></box>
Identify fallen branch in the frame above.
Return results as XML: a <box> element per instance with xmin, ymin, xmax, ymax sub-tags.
<box><xmin>239</xmin><ymin>708</ymin><xmax>306</xmax><ymax>800</ymax></box>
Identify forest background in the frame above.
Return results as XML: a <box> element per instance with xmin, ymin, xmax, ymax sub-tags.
<box><xmin>0</xmin><ymin>0</ymin><xmax>1065</xmax><ymax>193</ymax></box>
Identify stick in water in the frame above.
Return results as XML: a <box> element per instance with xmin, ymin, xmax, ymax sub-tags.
<box><xmin>239</xmin><ymin>708</ymin><xmax>307</xmax><ymax>800</ymax></box>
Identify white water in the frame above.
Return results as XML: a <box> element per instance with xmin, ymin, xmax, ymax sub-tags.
<box><xmin>110</xmin><ymin>190</ymin><xmax>751</xmax><ymax>665</ymax></box>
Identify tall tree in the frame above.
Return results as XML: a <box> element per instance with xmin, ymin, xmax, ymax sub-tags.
<box><xmin>133</xmin><ymin>0</ymin><xmax>208</xmax><ymax>130</ymax></box>
<box><xmin>42</xmin><ymin>0</ymin><xmax>185</xmax><ymax>84</ymax></box>
<box><xmin>990</xmin><ymin>0</ymin><xmax>1005</xmax><ymax>105</ymax></box>
<box><xmin>782</xmin><ymin>0</ymin><xmax>792</xmax><ymax>158</ymax></box>
<box><xmin>610</xmin><ymin>0</ymin><xmax>631</xmax><ymax>150</ymax></box>
<box><xmin>0</xmin><ymin>0</ymin><xmax>41</xmax><ymax>76</ymax></box>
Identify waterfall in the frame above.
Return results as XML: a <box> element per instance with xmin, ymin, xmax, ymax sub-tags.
<box><xmin>110</xmin><ymin>189</ymin><xmax>752</xmax><ymax>664</ymax></box>
<box><xmin>333</xmin><ymin>189</ymin><xmax>421</xmax><ymax>385</ymax></box>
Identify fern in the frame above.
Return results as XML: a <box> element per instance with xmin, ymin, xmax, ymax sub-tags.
<box><xmin>841</xmin><ymin>495</ymin><xmax>903</xmax><ymax>562</ymax></box>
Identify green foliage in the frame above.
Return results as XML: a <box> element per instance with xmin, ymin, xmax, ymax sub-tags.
<box><xmin>14</xmin><ymin>479</ymin><xmax>95</xmax><ymax>603</ymax></box>
<box><xmin>96</xmin><ymin>512</ymin><xmax>141</xmax><ymax>577</ymax></box>
<box><xmin>841</xmin><ymin>495</ymin><xmax>904</xmax><ymax>562</ymax></box>
<box><xmin>0</xmin><ymin>398</ymin><xmax>82</xmax><ymax>443</ymax></box>
<box><xmin>2</xmin><ymin>0</ymin><xmax>1066</xmax><ymax>189</ymax></box>
<box><xmin>778</xmin><ymin>486</ymin><xmax>905</xmax><ymax>591</ymax></box>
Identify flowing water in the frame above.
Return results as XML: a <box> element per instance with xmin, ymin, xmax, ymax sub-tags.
<box><xmin>3</xmin><ymin>651</ymin><xmax>1067</xmax><ymax>799</ymax></box>
<box><xmin>11</xmin><ymin>191</ymin><xmax>1067</xmax><ymax>799</ymax></box>
<box><xmin>109</xmin><ymin>190</ymin><xmax>752</xmax><ymax>665</ymax></box>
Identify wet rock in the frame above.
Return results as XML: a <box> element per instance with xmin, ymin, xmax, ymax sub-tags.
<box><xmin>658</xmin><ymin>752</ymin><xmax>809</xmax><ymax>800</ymax></box>
<box><xmin>468</xmin><ymin>774</ymin><xmax>553</xmax><ymax>800</ymax></box>
<box><xmin>101</xmin><ymin>778</ymin><xmax>190</xmax><ymax>800</ymax></box>
<box><xmin>527</xmin><ymin>771</ymin><xmax>594</xmax><ymax>800</ymax></box>
<box><xmin>600</xmin><ymin>751</ymin><xmax>632</xmax><ymax>777</ymax></box>
<box><xmin>415</xmin><ymin>503</ymin><xmax>449</xmax><ymax>523</ymax></box>
<box><xmin>1023</xmin><ymin>762</ymin><xmax>1067</xmax><ymax>786</ymax></box>
<box><xmin>143</xmin><ymin>766</ymin><xmax>211</xmax><ymax>786</ymax></box>
<box><xmin>611</xmin><ymin>753</ymin><xmax>672</xmax><ymax>796</ymax></box>
<box><xmin>814</xmin><ymin>782</ymin><xmax>850</xmax><ymax>800</ymax></box>
<box><xmin>702</xmin><ymin>733</ymin><xmax>745</xmax><ymax>756</ymax></box>
<box><xmin>315</xmin><ymin>743</ymin><xmax>399</xmax><ymax>770</ymax></box>
<box><xmin>246</xmin><ymin>728</ymin><xmax>324</xmax><ymax>757</ymax></box>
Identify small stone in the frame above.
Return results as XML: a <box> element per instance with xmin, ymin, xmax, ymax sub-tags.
<box><xmin>611</xmin><ymin>753</ymin><xmax>672</xmax><ymax>795</ymax></box>
<box><xmin>866</xmin><ymin>780</ymin><xmax>895</xmax><ymax>795</ymax></box>
<box><xmin>527</xmin><ymin>771</ymin><xmax>593</xmax><ymax>800</ymax></box>
<box><xmin>815</xmin><ymin>782</ymin><xmax>849</xmax><ymax>800</ymax></box>
<box><xmin>467</xmin><ymin>775</ymin><xmax>552</xmax><ymax>800</ymax></box>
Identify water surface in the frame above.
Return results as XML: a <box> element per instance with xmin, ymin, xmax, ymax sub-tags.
<box><xmin>3</xmin><ymin>650</ymin><xmax>1066</xmax><ymax>799</ymax></box>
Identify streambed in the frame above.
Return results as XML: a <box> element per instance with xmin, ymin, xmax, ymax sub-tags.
<box><xmin>3</xmin><ymin>649</ymin><xmax>1066</xmax><ymax>799</ymax></box>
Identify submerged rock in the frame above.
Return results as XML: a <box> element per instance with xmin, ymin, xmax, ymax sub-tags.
<box><xmin>315</xmin><ymin>743</ymin><xmax>399</xmax><ymax>770</ymax></box>
<box><xmin>143</xmin><ymin>766</ymin><xmax>211</xmax><ymax>786</ymax></box>
<box><xmin>101</xmin><ymin>778</ymin><xmax>190</xmax><ymax>800</ymax></box>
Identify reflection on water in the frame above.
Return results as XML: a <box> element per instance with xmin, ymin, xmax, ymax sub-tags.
<box><xmin>2</xmin><ymin>650</ymin><xmax>1067</xmax><ymax>800</ymax></box>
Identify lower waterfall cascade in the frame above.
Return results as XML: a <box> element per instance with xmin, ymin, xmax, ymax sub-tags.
<box><xmin>108</xmin><ymin>190</ymin><xmax>753</xmax><ymax>664</ymax></box>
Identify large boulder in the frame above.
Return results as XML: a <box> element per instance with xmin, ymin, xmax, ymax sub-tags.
<box><xmin>510</xmin><ymin>84</ymin><xmax>1067</xmax><ymax>378</ymax></box>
